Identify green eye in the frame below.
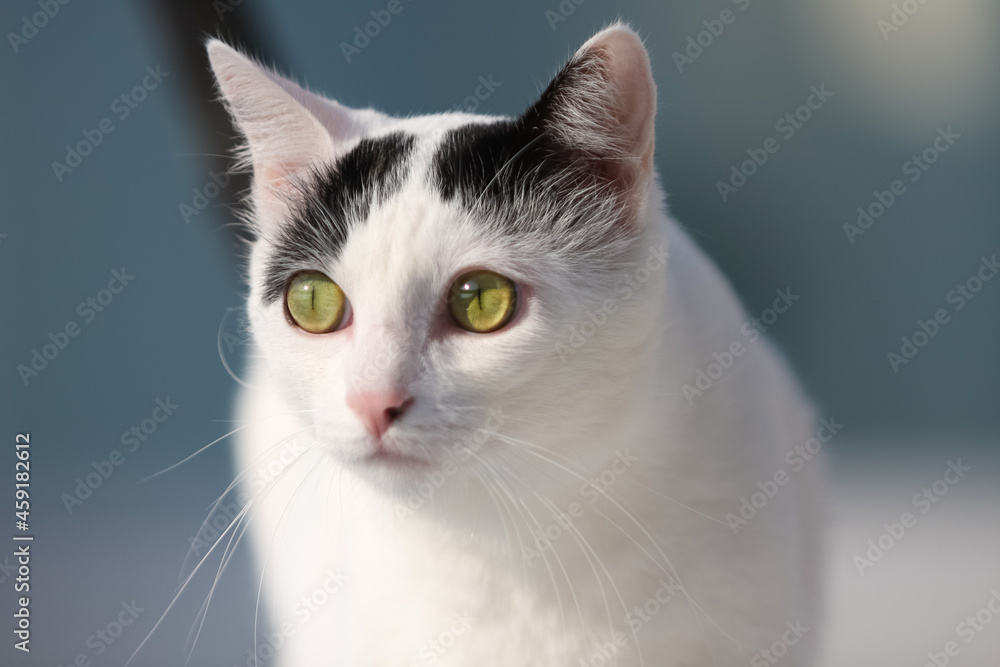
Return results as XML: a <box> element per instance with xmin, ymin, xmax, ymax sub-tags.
<box><xmin>286</xmin><ymin>271</ymin><xmax>347</xmax><ymax>334</ymax></box>
<box><xmin>448</xmin><ymin>270</ymin><xmax>517</xmax><ymax>333</ymax></box>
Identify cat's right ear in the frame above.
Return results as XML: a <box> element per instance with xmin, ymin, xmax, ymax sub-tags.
<box><xmin>206</xmin><ymin>40</ymin><xmax>347</xmax><ymax>225</ymax></box>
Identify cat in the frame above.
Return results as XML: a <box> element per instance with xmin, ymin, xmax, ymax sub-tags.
<box><xmin>206</xmin><ymin>23</ymin><xmax>823</xmax><ymax>667</ymax></box>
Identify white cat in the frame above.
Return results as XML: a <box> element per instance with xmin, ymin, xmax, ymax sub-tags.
<box><xmin>207</xmin><ymin>23</ymin><xmax>823</xmax><ymax>667</ymax></box>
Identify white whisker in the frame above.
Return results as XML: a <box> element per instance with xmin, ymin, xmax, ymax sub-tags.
<box><xmin>125</xmin><ymin>434</ymin><xmax>323</xmax><ymax>667</ymax></box>
<box><xmin>490</xmin><ymin>430</ymin><xmax>742</xmax><ymax>653</ymax></box>
<box><xmin>138</xmin><ymin>410</ymin><xmax>314</xmax><ymax>484</ymax></box>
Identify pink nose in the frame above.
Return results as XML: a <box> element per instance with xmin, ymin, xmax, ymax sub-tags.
<box><xmin>346</xmin><ymin>390</ymin><xmax>414</xmax><ymax>439</ymax></box>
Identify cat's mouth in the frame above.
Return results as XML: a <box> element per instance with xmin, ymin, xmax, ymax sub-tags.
<box><xmin>361</xmin><ymin>444</ymin><xmax>428</xmax><ymax>468</ymax></box>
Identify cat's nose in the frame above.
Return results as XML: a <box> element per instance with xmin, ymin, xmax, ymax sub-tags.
<box><xmin>346</xmin><ymin>389</ymin><xmax>414</xmax><ymax>439</ymax></box>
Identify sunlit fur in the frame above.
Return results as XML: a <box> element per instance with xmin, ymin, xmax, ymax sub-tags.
<box><xmin>205</xmin><ymin>24</ymin><xmax>823</xmax><ymax>667</ymax></box>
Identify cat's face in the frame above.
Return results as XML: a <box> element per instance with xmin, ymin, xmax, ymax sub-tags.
<box><xmin>209</xmin><ymin>25</ymin><xmax>660</xmax><ymax>492</ymax></box>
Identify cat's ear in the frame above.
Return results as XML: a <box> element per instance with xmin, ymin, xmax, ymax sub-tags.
<box><xmin>206</xmin><ymin>40</ymin><xmax>351</xmax><ymax>222</ymax></box>
<box><xmin>529</xmin><ymin>24</ymin><xmax>656</xmax><ymax>202</ymax></box>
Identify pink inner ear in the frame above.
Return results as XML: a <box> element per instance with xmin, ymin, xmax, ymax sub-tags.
<box><xmin>583</xmin><ymin>28</ymin><xmax>658</xmax><ymax>168</ymax></box>
<box><xmin>264</xmin><ymin>71</ymin><xmax>363</xmax><ymax>144</ymax></box>
<box><xmin>255</xmin><ymin>161</ymin><xmax>310</xmax><ymax>208</ymax></box>
<box><xmin>207</xmin><ymin>40</ymin><xmax>342</xmax><ymax>226</ymax></box>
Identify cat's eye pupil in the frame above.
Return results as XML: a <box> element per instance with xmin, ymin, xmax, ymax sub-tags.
<box><xmin>448</xmin><ymin>270</ymin><xmax>517</xmax><ymax>333</ymax></box>
<box><xmin>285</xmin><ymin>271</ymin><xmax>346</xmax><ymax>334</ymax></box>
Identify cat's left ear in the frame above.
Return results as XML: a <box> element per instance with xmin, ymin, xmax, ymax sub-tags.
<box><xmin>529</xmin><ymin>24</ymin><xmax>657</xmax><ymax>209</ymax></box>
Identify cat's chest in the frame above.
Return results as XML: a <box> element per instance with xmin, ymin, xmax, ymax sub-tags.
<box><xmin>344</xmin><ymin>526</ymin><xmax>592</xmax><ymax>665</ymax></box>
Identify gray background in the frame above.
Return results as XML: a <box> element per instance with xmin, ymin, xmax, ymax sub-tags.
<box><xmin>2</xmin><ymin>0</ymin><xmax>998</xmax><ymax>665</ymax></box>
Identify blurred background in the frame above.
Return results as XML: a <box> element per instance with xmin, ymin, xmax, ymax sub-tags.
<box><xmin>2</xmin><ymin>0</ymin><xmax>998</xmax><ymax>665</ymax></box>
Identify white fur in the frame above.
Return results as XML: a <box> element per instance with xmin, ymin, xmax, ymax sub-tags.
<box><xmin>209</xmin><ymin>25</ymin><xmax>823</xmax><ymax>667</ymax></box>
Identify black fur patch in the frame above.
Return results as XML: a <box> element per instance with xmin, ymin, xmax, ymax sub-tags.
<box><xmin>434</xmin><ymin>119</ymin><xmax>559</xmax><ymax>217</ymax></box>
<box><xmin>433</xmin><ymin>116</ymin><xmax>571</xmax><ymax>237</ymax></box>
<box><xmin>262</xmin><ymin>132</ymin><xmax>415</xmax><ymax>303</ymax></box>
<box><xmin>432</xmin><ymin>51</ymin><xmax>625</xmax><ymax>243</ymax></box>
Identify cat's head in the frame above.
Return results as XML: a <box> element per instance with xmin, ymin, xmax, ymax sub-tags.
<box><xmin>208</xmin><ymin>25</ymin><xmax>663</xmax><ymax>492</ymax></box>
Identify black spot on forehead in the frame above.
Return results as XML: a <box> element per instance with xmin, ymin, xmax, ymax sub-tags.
<box><xmin>434</xmin><ymin>52</ymin><xmax>596</xmax><ymax>210</ymax></box>
<box><xmin>432</xmin><ymin>115</ymin><xmax>622</xmax><ymax>253</ymax></box>
<box><xmin>431</xmin><ymin>51</ymin><xmax>627</xmax><ymax>245</ymax></box>
<box><xmin>436</xmin><ymin>119</ymin><xmax>550</xmax><ymax>203</ymax></box>
<box><xmin>261</xmin><ymin>132</ymin><xmax>415</xmax><ymax>304</ymax></box>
